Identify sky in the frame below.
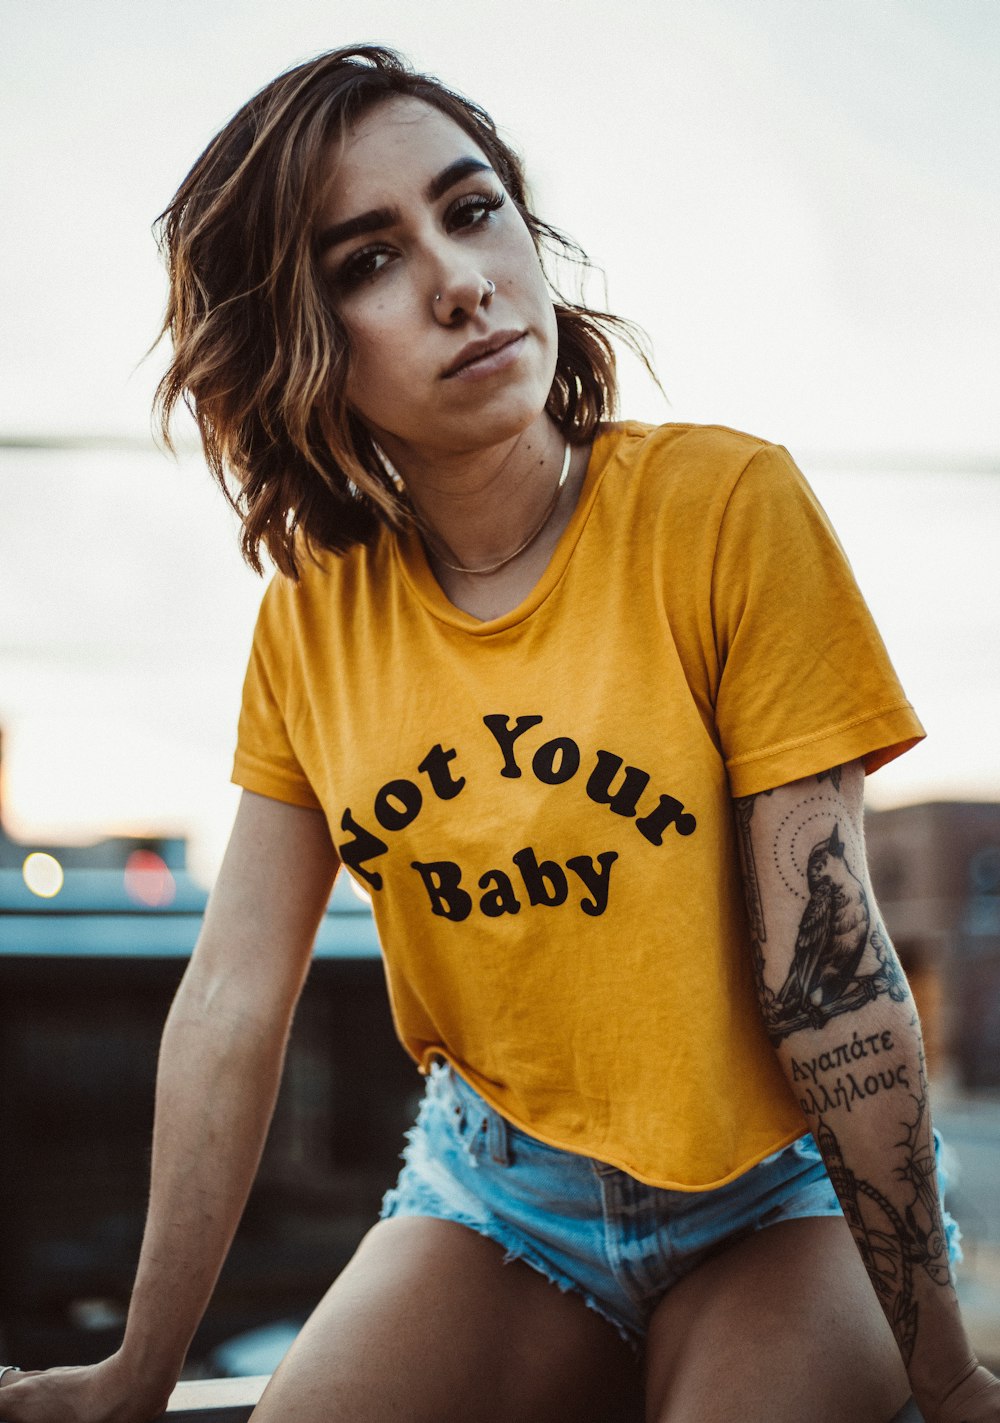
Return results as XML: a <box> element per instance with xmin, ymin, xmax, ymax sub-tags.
<box><xmin>1</xmin><ymin>0</ymin><xmax>998</xmax><ymax>879</ymax></box>
<box><xmin>3</xmin><ymin>0</ymin><xmax>998</xmax><ymax>455</ymax></box>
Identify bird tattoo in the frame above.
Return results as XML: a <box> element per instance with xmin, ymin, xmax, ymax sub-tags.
<box><xmin>773</xmin><ymin>824</ymin><xmax>871</xmax><ymax>1022</ymax></box>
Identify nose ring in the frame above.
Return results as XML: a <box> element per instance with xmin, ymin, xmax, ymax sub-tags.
<box><xmin>434</xmin><ymin>279</ymin><xmax>495</xmax><ymax>306</ymax></box>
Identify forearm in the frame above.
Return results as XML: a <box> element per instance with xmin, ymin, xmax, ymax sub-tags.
<box><xmin>118</xmin><ymin>966</ymin><xmax>292</xmax><ymax>1389</ymax></box>
<box><xmin>771</xmin><ymin>990</ymin><xmax>974</xmax><ymax>1409</ymax></box>
<box><xmin>0</xmin><ymin>796</ymin><xmax>338</xmax><ymax>1423</ymax></box>
<box><xmin>734</xmin><ymin>762</ymin><xmax>980</xmax><ymax>1416</ymax></box>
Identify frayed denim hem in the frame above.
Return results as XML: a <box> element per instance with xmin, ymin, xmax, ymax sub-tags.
<box><xmin>378</xmin><ymin>1193</ymin><xmax>641</xmax><ymax>1351</ymax></box>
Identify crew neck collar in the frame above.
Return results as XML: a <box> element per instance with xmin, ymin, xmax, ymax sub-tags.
<box><xmin>391</xmin><ymin>423</ymin><xmax>628</xmax><ymax>634</ymax></box>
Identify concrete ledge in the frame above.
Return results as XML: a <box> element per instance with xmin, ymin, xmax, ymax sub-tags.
<box><xmin>158</xmin><ymin>1375</ymin><xmax>269</xmax><ymax>1421</ymax></box>
<box><xmin>154</xmin><ymin>1374</ymin><xmax>923</xmax><ymax>1422</ymax></box>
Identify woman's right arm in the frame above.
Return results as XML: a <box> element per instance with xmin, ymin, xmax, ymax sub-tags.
<box><xmin>0</xmin><ymin>790</ymin><xmax>340</xmax><ymax>1423</ymax></box>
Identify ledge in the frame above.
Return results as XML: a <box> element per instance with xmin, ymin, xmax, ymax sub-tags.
<box><xmin>159</xmin><ymin>1376</ymin><xmax>269</xmax><ymax>1421</ymax></box>
<box><xmin>154</xmin><ymin>1374</ymin><xmax>925</xmax><ymax>1422</ymax></box>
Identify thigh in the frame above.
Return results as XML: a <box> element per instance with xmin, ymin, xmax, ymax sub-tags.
<box><xmin>644</xmin><ymin>1217</ymin><xmax>910</xmax><ymax>1423</ymax></box>
<box><xmin>251</xmin><ymin>1216</ymin><xmax>643</xmax><ymax>1423</ymax></box>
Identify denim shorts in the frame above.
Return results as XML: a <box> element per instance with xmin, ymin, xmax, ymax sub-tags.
<box><xmin>380</xmin><ymin>1061</ymin><xmax>962</xmax><ymax>1347</ymax></box>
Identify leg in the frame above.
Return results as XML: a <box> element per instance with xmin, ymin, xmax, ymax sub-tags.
<box><xmin>644</xmin><ymin>1217</ymin><xmax>910</xmax><ymax>1423</ymax></box>
<box><xmin>251</xmin><ymin>1216</ymin><xmax>642</xmax><ymax>1423</ymax></box>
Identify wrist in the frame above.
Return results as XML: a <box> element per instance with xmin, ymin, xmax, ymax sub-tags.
<box><xmin>112</xmin><ymin>1337</ymin><xmax>184</xmax><ymax>1405</ymax></box>
<box><xmin>910</xmin><ymin>1345</ymin><xmax>980</xmax><ymax>1415</ymax></box>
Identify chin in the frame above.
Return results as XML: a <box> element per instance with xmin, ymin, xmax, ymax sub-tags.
<box><xmin>456</xmin><ymin>400</ymin><xmax>548</xmax><ymax>451</ymax></box>
<box><xmin>466</xmin><ymin>373</ymin><xmax>555</xmax><ymax>437</ymax></box>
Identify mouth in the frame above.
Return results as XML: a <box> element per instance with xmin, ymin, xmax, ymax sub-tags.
<box><xmin>442</xmin><ymin>330</ymin><xmax>527</xmax><ymax>380</ymax></box>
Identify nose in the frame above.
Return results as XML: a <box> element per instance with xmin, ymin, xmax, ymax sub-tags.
<box><xmin>432</xmin><ymin>269</ymin><xmax>496</xmax><ymax>325</ymax></box>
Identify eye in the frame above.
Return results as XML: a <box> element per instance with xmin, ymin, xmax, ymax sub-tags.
<box><xmin>446</xmin><ymin>191</ymin><xmax>505</xmax><ymax>232</ymax></box>
<box><xmin>335</xmin><ymin>244</ymin><xmax>395</xmax><ymax>290</ymax></box>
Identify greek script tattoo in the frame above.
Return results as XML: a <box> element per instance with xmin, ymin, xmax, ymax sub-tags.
<box><xmin>791</xmin><ymin>1029</ymin><xmax>914</xmax><ymax>1114</ymax></box>
<box><xmin>815</xmin><ymin>1076</ymin><xmax>950</xmax><ymax>1366</ymax></box>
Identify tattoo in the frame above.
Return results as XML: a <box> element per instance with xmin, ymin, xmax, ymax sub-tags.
<box><xmin>814</xmin><ymin>1075</ymin><xmax>950</xmax><ymax>1366</ymax></box>
<box><xmin>735</xmin><ymin>769</ymin><xmax>908</xmax><ymax>1044</ymax></box>
<box><xmin>791</xmin><ymin>1028</ymin><xmax>913</xmax><ymax>1115</ymax></box>
<box><xmin>762</xmin><ymin>821</ymin><xmax>907</xmax><ymax>1043</ymax></box>
<box><xmin>734</xmin><ymin>795</ymin><xmax>765</xmax><ymax>942</ymax></box>
<box><xmin>737</xmin><ymin>772</ymin><xmax>950</xmax><ymax>1367</ymax></box>
<box><xmin>777</xmin><ymin>821</ymin><xmax>870</xmax><ymax>998</ymax></box>
<box><xmin>896</xmin><ymin>1037</ymin><xmax>951</xmax><ymax>1289</ymax></box>
<box><xmin>733</xmin><ymin>790</ymin><xmax>772</xmax><ymax>1002</ymax></box>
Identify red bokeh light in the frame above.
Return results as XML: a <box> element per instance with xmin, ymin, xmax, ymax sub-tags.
<box><xmin>124</xmin><ymin>849</ymin><xmax>176</xmax><ymax>908</ymax></box>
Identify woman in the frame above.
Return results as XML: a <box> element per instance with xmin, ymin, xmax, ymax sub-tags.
<box><xmin>1</xmin><ymin>45</ymin><xmax>997</xmax><ymax>1423</ymax></box>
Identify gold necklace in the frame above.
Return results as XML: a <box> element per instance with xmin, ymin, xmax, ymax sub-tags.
<box><xmin>422</xmin><ymin>443</ymin><xmax>572</xmax><ymax>577</ymax></box>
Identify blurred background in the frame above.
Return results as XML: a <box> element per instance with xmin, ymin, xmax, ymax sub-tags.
<box><xmin>1</xmin><ymin>0</ymin><xmax>998</xmax><ymax>1382</ymax></box>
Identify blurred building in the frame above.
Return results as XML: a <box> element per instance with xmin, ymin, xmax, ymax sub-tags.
<box><xmin>0</xmin><ymin>725</ymin><xmax>402</xmax><ymax>1371</ymax></box>
<box><xmin>0</xmin><ymin>727</ymin><xmax>188</xmax><ymax>895</ymax></box>
<box><xmin>866</xmin><ymin>801</ymin><xmax>1000</xmax><ymax>1088</ymax></box>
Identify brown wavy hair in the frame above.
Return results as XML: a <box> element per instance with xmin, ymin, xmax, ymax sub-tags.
<box><xmin>154</xmin><ymin>45</ymin><xmax>655</xmax><ymax>577</ymax></box>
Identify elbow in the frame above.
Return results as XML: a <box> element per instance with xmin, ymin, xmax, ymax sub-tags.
<box><xmin>167</xmin><ymin>948</ymin><xmax>299</xmax><ymax>1048</ymax></box>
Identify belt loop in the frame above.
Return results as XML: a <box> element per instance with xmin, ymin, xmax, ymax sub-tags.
<box><xmin>487</xmin><ymin>1109</ymin><xmax>511</xmax><ymax>1166</ymax></box>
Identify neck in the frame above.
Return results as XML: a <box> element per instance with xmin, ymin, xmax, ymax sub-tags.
<box><xmin>383</xmin><ymin>417</ymin><xmax>569</xmax><ymax>573</ymax></box>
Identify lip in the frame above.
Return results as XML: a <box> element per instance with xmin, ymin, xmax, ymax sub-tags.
<box><xmin>441</xmin><ymin>330</ymin><xmax>527</xmax><ymax>380</ymax></box>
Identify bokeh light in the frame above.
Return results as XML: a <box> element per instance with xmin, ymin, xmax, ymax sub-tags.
<box><xmin>22</xmin><ymin>852</ymin><xmax>64</xmax><ymax>898</ymax></box>
<box><xmin>348</xmin><ymin>876</ymin><xmax>372</xmax><ymax>906</ymax></box>
<box><xmin>124</xmin><ymin>849</ymin><xmax>176</xmax><ymax>908</ymax></box>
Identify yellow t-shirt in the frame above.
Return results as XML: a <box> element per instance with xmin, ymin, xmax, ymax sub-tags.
<box><xmin>232</xmin><ymin>422</ymin><xmax>924</xmax><ymax>1190</ymax></box>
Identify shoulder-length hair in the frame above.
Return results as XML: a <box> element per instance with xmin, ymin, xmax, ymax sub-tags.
<box><xmin>154</xmin><ymin>45</ymin><xmax>653</xmax><ymax>577</ymax></box>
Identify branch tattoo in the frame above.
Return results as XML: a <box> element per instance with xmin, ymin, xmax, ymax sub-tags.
<box><xmin>815</xmin><ymin>1061</ymin><xmax>950</xmax><ymax>1365</ymax></box>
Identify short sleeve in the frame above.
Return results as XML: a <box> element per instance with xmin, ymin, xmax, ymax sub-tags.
<box><xmin>712</xmin><ymin>443</ymin><xmax>924</xmax><ymax>797</ymax></box>
<box><xmin>231</xmin><ymin>579</ymin><xmax>323</xmax><ymax>810</ymax></box>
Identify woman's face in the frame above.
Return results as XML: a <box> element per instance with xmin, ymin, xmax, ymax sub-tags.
<box><xmin>315</xmin><ymin>97</ymin><xmax>558</xmax><ymax>464</ymax></box>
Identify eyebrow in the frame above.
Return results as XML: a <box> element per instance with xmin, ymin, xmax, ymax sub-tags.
<box><xmin>316</xmin><ymin>156</ymin><xmax>494</xmax><ymax>254</ymax></box>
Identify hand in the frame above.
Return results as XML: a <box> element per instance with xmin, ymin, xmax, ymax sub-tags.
<box><xmin>0</xmin><ymin>1354</ymin><xmax>173</xmax><ymax>1423</ymax></box>
<box><xmin>925</xmin><ymin>1364</ymin><xmax>1000</xmax><ymax>1423</ymax></box>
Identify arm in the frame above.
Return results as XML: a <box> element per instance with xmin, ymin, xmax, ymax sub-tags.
<box><xmin>734</xmin><ymin>761</ymin><xmax>999</xmax><ymax>1423</ymax></box>
<box><xmin>0</xmin><ymin>790</ymin><xmax>340</xmax><ymax>1423</ymax></box>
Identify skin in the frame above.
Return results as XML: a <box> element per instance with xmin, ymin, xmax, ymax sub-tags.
<box><xmin>316</xmin><ymin>96</ymin><xmax>559</xmax><ymax>463</ymax></box>
<box><xmin>315</xmin><ymin>95</ymin><xmax>591</xmax><ymax>622</ymax></box>
<box><xmin>3</xmin><ymin>98</ymin><xmax>998</xmax><ymax>1422</ymax></box>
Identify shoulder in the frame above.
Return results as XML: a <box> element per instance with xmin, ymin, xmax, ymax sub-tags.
<box><xmin>596</xmin><ymin>421</ymin><xmax>798</xmax><ymax>527</ymax></box>
<box><xmin>247</xmin><ymin>532</ymin><xmax>393</xmax><ymax>685</ymax></box>
<box><xmin>601</xmin><ymin>420</ymin><xmax>787</xmax><ymax>485</ymax></box>
<box><xmin>257</xmin><ymin>527</ymin><xmax>388</xmax><ymax>619</ymax></box>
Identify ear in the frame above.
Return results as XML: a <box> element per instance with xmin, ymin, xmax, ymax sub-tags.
<box><xmin>828</xmin><ymin>823</ymin><xmax>845</xmax><ymax>857</ymax></box>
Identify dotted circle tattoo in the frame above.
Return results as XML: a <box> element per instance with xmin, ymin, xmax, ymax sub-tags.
<box><xmin>772</xmin><ymin>793</ymin><xmax>863</xmax><ymax>900</ymax></box>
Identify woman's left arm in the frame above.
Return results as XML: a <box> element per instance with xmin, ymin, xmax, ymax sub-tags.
<box><xmin>734</xmin><ymin>759</ymin><xmax>1000</xmax><ymax>1423</ymax></box>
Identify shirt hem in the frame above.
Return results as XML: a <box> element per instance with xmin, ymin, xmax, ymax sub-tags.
<box><xmin>423</xmin><ymin>1051</ymin><xmax>808</xmax><ymax>1193</ymax></box>
<box><xmin>725</xmin><ymin>702</ymin><xmax>925</xmax><ymax>799</ymax></box>
<box><xmin>231</xmin><ymin>756</ymin><xmax>324</xmax><ymax>811</ymax></box>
